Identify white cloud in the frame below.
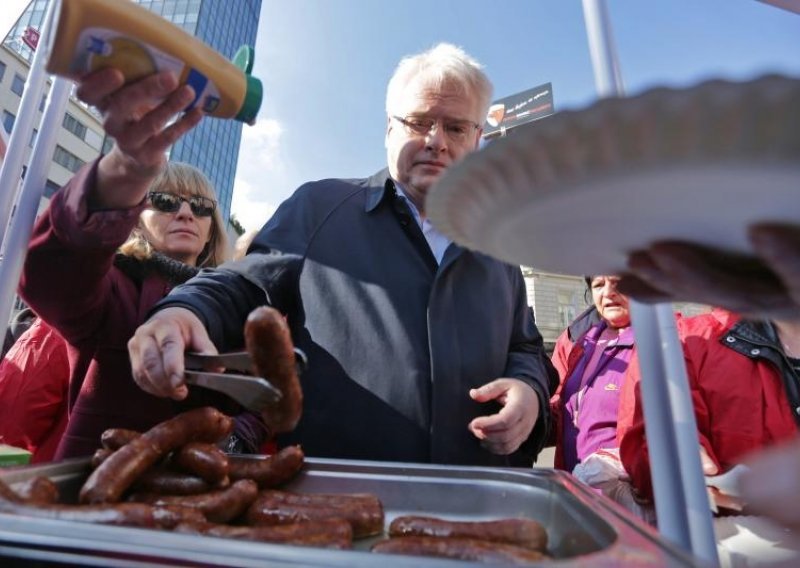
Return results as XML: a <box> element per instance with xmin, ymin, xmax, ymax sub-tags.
<box><xmin>231</xmin><ymin>117</ymin><xmax>285</xmax><ymax>232</ymax></box>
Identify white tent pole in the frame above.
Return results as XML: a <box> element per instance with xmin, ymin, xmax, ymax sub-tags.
<box><xmin>581</xmin><ymin>1</ymin><xmax>718</xmax><ymax>564</ymax></box>
<box><xmin>0</xmin><ymin>0</ymin><xmax>60</xmax><ymax>252</ymax></box>
<box><xmin>0</xmin><ymin>77</ymin><xmax>70</xmax><ymax>331</ymax></box>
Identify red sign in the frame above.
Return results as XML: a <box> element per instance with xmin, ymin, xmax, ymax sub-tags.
<box><xmin>22</xmin><ymin>27</ymin><xmax>40</xmax><ymax>51</ymax></box>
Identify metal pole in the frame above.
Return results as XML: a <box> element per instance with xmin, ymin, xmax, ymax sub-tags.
<box><xmin>0</xmin><ymin>78</ymin><xmax>70</xmax><ymax>332</ymax></box>
<box><xmin>581</xmin><ymin>1</ymin><xmax>718</xmax><ymax>564</ymax></box>
<box><xmin>0</xmin><ymin>0</ymin><xmax>59</xmax><ymax>251</ymax></box>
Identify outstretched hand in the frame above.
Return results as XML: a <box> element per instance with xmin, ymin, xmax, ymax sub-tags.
<box><xmin>468</xmin><ymin>378</ymin><xmax>539</xmax><ymax>455</ymax></box>
<box><xmin>619</xmin><ymin>224</ymin><xmax>800</xmax><ymax>322</ymax></box>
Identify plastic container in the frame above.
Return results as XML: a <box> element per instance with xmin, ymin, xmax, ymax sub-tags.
<box><xmin>0</xmin><ymin>444</ymin><xmax>31</xmax><ymax>467</ymax></box>
<box><xmin>44</xmin><ymin>0</ymin><xmax>262</xmax><ymax>124</ymax></box>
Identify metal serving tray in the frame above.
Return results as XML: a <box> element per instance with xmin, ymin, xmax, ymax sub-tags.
<box><xmin>0</xmin><ymin>457</ymin><xmax>699</xmax><ymax>567</ymax></box>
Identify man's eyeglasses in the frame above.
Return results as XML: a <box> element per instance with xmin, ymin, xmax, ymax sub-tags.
<box><xmin>392</xmin><ymin>115</ymin><xmax>480</xmax><ymax>143</ymax></box>
<box><xmin>147</xmin><ymin>192</ymin><xmax>216</xmax><ymax>217</ymax></box>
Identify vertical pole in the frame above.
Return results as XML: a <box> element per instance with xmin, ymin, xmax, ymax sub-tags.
<box><xmin>581</xmin><ymin>1</ymin><xmax>718</xmax><ymax>564</ymax></box>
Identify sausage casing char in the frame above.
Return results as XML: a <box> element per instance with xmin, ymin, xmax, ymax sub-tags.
<box><xmin>133</xmin><ymin>470</ymin><xmax>224</xmax><ymax>495</ymax></box>
<box><xmin>245</xmin><ymin>490</ymin><xmax>384</xmax><ymax>538</ymax></box>
<box><xmin>175</xmin><ymin>519</ymin><xmax>353</xmax><ymax>549</ymax></box>
<box><xmin>389</xmin><ymin>516</ymin><xmax>548</xmax><ymax>552</ymax></box>
<box><xmin>244</xmin><ymin>306</ymin><xmax>302</xmax><ymax>433</ymax></box>
<box><xmin>372</xmin><ymin>536</ymin><xmax>549</xmax><ymax>565</ymax></box>
<box><xmin>228</xmin><ymin>445</ymin><xmax>304</xmax><ymax>488</ymax></box>
<box><xmin>100</xmin><ymin>428</ymin><xmax>141</xmax><ymax>450</ymax></box>
<box><xmin>129</xmin><ymin>479</ymin><xmax>258</xmax><ymax>524</ymax></box>
<box><xmin>80</xmin><ymin>407</ymin><xmax>233</xmax><ymax>504</ymax></box>
<box><xmin>171</xmin><ymin>442</ymin><xmax>229</xmax><ymax>484</ymax></box>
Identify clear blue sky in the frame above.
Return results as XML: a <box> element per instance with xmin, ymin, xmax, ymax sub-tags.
<box><xmin>232</xmin><ymin>0</ymin><xmax>800</xmax><ymax>231</ymax></box>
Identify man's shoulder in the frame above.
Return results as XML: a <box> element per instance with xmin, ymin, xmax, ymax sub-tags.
<box><xmin>294</xmin><ymin>169</ymin><xmax>389</xmax><ymax>200</ymax></box>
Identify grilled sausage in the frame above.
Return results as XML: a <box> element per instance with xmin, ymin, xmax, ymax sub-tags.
<box><xmin>10</xmin><ymin>476</ymin><xmax>60</xmax><ymax>505</ymax></box>
<box><xmin>389</xmin><ymin>516</ymin><xmax>548</xmax><ymax>552</ymax></box>
<box><xmin>100</xmin><ymin>428</ymin><xmax>141</xmax><ymax>450</ymax></box>
<box><xmin>133</xmin><ymin>470</ymin><xmax>224</xmax><ymax>495</ymax></box>
<box><xmin>80</xmin><ymin>407</ymin><xmax>233</xmax><ymax>504</ymax></box>
<box><xmin>175</xmin><ymin>519</ymin><xmax>353</xmax><ymax>549</ymax></box>
<box><xmin>245</xmin><ymin>306</ymin><xmax>302</xmax><ymax>432</ymax></box>
<box><xmin>228</xmin><ymin>445</ymin><xmax>304</xmax><ymax>488</ymax></box>
<box><xmin>171</xmin><ymin>442</ymin><xmax>229</xmax><ymax>484</ymax></box>
<box><xmin>245</xmin><ymin>490</ymin><xmax>384</xmax><ymax>538</ymax></box>
<box><xmin>91</xmin><ymin>448</ymin><xmax>114</xmax><ymax>469</ymax></box>
<box><xmin>371</xmin><ymin>536</ymin><xmax>549</xmax><ymax>564</ymax></box>
<box><xmin>129</xmin><ymin>479</ymin><xmax>258</xmax><ymax>523</ymax></box>
<box><xmin>0</xmin><ymin>498</ymin><xmax>205</xmax><ymax>529</ymax></box>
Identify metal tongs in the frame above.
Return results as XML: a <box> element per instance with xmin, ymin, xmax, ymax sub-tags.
<box><xmin>183</xmin><ymin>348</ymin><xmax>307</xmax><ymax>412</ymax></box>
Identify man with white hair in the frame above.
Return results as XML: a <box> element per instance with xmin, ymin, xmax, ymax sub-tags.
<box><xmin>104</xmin><ymin>43</ymin><xmax>556</xmax><ymax>465</ymax></box>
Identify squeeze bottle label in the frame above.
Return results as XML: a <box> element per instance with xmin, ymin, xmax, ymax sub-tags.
<box><xmin>71</xmin><ymin>27</ymin><xmax>222</xmax><ymax>114</ymax></box>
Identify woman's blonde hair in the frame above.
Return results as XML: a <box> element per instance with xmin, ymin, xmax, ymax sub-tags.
<box><xmin>118</xmin><ymin>162</ymin><xmax>229</xmax><ymax>268</ymax></box>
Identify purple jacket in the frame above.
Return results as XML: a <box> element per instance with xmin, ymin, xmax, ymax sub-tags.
<box><xmin>19</xmin><ymin>161</ymin><xmax>257</xmax><ymax>459</ymax></box>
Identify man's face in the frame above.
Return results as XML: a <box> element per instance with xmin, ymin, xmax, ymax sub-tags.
<box><xmin>385</xmin><ymin>79</ymin><xmax>483</xmax><ymax>214</ymax></box>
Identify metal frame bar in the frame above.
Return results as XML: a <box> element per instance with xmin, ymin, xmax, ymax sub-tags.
<box><xmin>581</xmin><ymin>1</ymin><xmax>718</xmax><ymax>564</ymax></box>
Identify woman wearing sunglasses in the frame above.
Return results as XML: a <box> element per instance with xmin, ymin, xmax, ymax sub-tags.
<box><xmin>17</xmin><ymin>160</ymin><xmax>265</xmax><ymax>460</ymax></box>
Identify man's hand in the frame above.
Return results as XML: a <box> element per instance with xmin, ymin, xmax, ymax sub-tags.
<box><xmin>76</xmin><ymin>68</ymin><xmax>203</xmax><ymax>209</ymax></box>
<box><xmin>619</xmin><ymin>224</ymin><xmax>800</xmax><ymax>322</ymax></box>
<box><xmin>468</xmin><ymin>378</ymin><xmax>539</xmax><ymax>455</ymax></box>
<box><xmin>128</xmin><ymin>307</ymin><xmax>216</xmax><ymax>400</ymax></box>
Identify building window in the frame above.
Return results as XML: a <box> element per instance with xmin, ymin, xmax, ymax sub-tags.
<box><xmin>63</xmin><ymin>112</ymin><xmax>87</xmax><ymax>140</ymax></box>
<box><xmin>11</xmin><ymin>73</ymin><xmax>25</xmax><ymax>96</ymax></box>
<box><xmin>43</xmin><ymin>179</ymin><xmax>60</xmax><ymax>199</ymax></box>
<box><xmin>2</xmin><ymin>110</ymin><xmax>15</xmax><ymax>134</ymax></box>
<box><xmin>102</xmin><ymin>136</ymin><xmax>115</xmax><ymax>155</ymax></box>
<box><xmin>0</xmin><ymin>61</ymin><xmax>6</xmax><ymax>82</ymax></box>
<box><xmin>29</xmin><ymin>128</ymin><xmax>38</xmax><ymax>147</ymax></box>
<box><xmin>53</xmin><ymin>145</ymin><xmax>86</xmax><ymax>173</ymax></box>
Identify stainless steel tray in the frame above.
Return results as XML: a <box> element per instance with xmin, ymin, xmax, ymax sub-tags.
<box><xmin>0</xmin><ymin>457</ymin><xmax>699</xmax><ymax>567</ymax></box>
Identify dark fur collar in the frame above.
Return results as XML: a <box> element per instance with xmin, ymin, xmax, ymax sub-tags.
<box><xmin>113</xmin><ymin>252</ymin><xmax>199</xmax><ymax>287</ymax></box>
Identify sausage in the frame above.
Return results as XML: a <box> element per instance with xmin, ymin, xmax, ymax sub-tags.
<box><xmin>389</xmin><ymin>516</ymin><xmax>548</xmax><ymax>552</ymax></box>
<box><xmin>100</xmin><ymin>428</ymin><xmax>141</xmax><ymax>450</ymax></box>
<box><xmin>245</xmin><ymin>490</ymin><xmax>384</xmax><ymax>538</ymax></box>
<box><xmin>129</xmin><ymin>479</ymin><xmax>258</xmax><ymax>523</ymax></box>
<box><xmin>10</xmin><ymin>476</ymin><xmax>60</xmax><ymax>505</ymax></box>
<box><xmin>91</xmin><ymin>448</ymin><xmax>114</xmax><ymax>469</ymax></box>
<box><xmin>174</xmin><ymin>519</ymin><xmax>353</xmax><ymax>549</ymax></box>
<box><xmin>133</xmin><ymin>470</ymin><xmax>224</xmax><ymax>495</ymax></box>
<box><xmin>228</xmin><ymin>445</ymin><xmax>304</xmax><ymax>488</ymax></box>
<box><xmin>371</xmin><ymin>536</ymin><xmax>549</xmax><ymax>564</ymax></box>
<box><xmin>0</xmin><ymin>499</ymin><xmax>205</xmax><ymax>529</ymax></box>
<box><xmin>245</xmin><ymin>306</ymin><xmax>302</xmax><ymax>432</ymax></box>
<box><xmin>171</xmin><ymin>442</ymin><xmax>229</xmax><ymax>484</ymax></box>
<box><xmin>80</xmin><ymin>407</ymin><xmax>233</xmax><ymax>504</ymax></box>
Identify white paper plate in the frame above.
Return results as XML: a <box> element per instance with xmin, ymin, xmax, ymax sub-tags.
<box><xmin>427</xmin><ymin>75</ymin><xmax>800</xmax><ymax>275</ymax></box>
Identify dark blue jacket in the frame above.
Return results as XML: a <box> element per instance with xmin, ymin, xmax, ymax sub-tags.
<box><xmin>157</xmin><ymin>170</ymin><xmax>557</xmax><ymax>466</ymax></box>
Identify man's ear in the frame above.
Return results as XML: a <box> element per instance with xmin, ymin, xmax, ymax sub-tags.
<box><xmin>472</xmin><ymin>128</ymin><xmax>483</xmax><ymax>150</ymax></box>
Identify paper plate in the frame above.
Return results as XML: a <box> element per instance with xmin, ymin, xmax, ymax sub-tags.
<box><xmin>427</xmin><ymin>75</ymin><xmax>800</xmax><ymax>275</ymax></box>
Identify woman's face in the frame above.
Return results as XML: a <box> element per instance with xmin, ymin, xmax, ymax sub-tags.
<box><xmin>591</xmin><ymin>276</ymin><xmax>631</xmax><ymax>329</ymax></box>
<box><xmin>140</xmin><ymin>192</ymin><xmax>214</xmax><ymax>266</ymax></box>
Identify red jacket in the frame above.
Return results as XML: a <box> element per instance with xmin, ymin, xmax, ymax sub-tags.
<box><xmin>620</xmin><ymin>309</ymin><xmax>799</xmax><ymax>500</ymax></box>
<box><xmin>0</xmin><ymin>318</ymin><xmax>68</xmax><ymax>462</ymax></box>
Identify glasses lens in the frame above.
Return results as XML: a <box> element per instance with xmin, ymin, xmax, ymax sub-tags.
<box><xmin>188</xmin><ymin>196</ymin><xmax>215</xmax><ymax>217</ymax></box>
<box><xmin>149</xmin><ymin>192</ymin><xmax>180</xmax><ymax>213</ymax></box>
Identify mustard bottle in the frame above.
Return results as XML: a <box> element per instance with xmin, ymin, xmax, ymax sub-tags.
<box><xmin>45</xmin><ymin>0</ymin><xmax>262</xmax><ymax>124</ymax></box>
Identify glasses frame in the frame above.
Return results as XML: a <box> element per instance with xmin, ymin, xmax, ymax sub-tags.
<box><xmin>147</xmin><ymin>191</ymin><xmax>217</xmax><ymax>218</ymax></box>
<box><xmin>392</xmin><ymin>115</ymin><xmax>481</xmax><ymax>143</ymax></box>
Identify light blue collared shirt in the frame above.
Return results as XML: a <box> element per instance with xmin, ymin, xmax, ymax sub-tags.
<box><xmin>395</xmin><ymin>184</ymin><xmax>452</xmax><ymax>265</ymax></box>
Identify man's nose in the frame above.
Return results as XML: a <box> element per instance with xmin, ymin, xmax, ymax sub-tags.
<box><xmin>424</xmin><ymin>123</ymin><xmax>448</xmax><ymax>152</ymax></box>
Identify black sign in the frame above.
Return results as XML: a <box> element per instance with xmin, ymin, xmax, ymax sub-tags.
<box><xmin>482</xmin><ymin>82</ymin><xmax>554</xmax><ymax>139</ymax></box>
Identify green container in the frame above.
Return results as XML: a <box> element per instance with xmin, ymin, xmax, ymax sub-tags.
<box><xmin>0</xmin><ymin>444</ymin><xmax>32</xmax><ymax>467</ymax></box>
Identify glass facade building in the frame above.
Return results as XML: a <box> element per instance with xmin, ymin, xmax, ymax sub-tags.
<box><xmin>4</xmin><ymin>0</ymin><xmax>262</xmax><ymax>224</ymax></box>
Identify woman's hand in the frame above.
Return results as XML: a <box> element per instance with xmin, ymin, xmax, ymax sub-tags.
<box><xmin>76</xmin><ymin>68</ymin><xmax>204</xmax><ymax>209</ymax></box>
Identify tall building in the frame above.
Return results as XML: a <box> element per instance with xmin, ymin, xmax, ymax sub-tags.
<box><xmin>3</xmin><ymin>0</ymin><xmax>263</xmax><ymax>224</ymax></box>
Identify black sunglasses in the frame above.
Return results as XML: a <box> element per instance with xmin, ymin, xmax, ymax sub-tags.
<box><xmin>147</xmin><ymin>191</ymin><xmax>216</xmax><ymax>217</ymax></box>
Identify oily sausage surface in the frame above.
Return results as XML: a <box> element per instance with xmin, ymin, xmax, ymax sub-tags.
<box><xmin>171</xmin><ymin>442</ymin><xmax>229</xmax><ymax>484</ymax></box>
<box><xmin>371</xmin><ymin>536</ymin><xmax>549</xmax><ymax>564</ymax></box>
<box><xmin>389</xmin><ymin>516</ymin><xmax>548</xmax><ymax>551</ymax></box>
<box><xmin>244</xmin><ymin>306</ymin><xmax>302</xmax><ymax>432</ymax></box>
<box><xmin>130</xmin><ymin>479</ymin><xmax>258</xmax><ymax>523</ymax></box>
<box><xmin>80</xmin><ymin>407</ymin><xmax>233</xmax><ymax>504</ymax></box>
<box><xmin>228</xmin><ymin>445</ymin><xmax>304</xmax><ymax>488</ymax></box>
<box><xmin>175</xmin><ymin>519</ymin><xmax>353</xmax><ymax>549</ymax></box>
